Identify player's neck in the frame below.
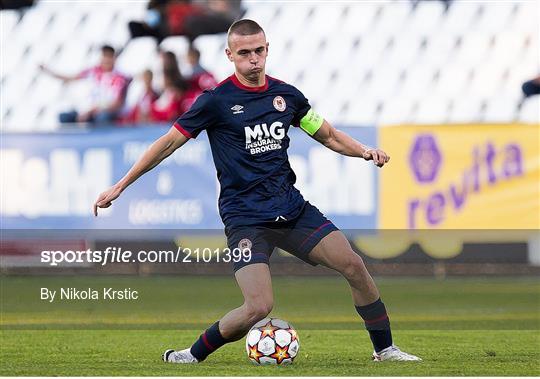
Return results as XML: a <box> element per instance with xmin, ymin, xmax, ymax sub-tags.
<box><xmin>234</xmin><ymin>71</ymin><xmax>266</xmax><ymax>88</ymax></box>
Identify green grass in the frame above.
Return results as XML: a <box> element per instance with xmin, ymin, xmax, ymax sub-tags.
<box><xmin>1</xmin><ymin>276</ymin><xmax>539</xmax><ymax>376</ymax></box>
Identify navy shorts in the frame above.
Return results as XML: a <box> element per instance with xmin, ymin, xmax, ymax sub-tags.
<box><xmin>225</xmin><ymin>202</ymin><xmax>339</xmax><ymax>272</ymax></box>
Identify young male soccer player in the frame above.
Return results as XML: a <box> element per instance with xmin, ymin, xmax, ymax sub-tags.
<box><xmin>94</xmin><ymin>19</ymin><xmax>421</xmax><ymax>362</ymax></box>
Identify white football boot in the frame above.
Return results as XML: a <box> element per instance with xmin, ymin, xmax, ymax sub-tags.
<box><xmin>162</xmin><ymin>348</ymin><xmax>199</xmax><ymax>364</ymax></box>
<box><xmin>372</xmin><ymin>345</ymin><xmax>422</xmax><ymax>362</ymax></box>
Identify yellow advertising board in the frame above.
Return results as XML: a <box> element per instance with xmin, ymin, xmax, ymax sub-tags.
<box><xmin>379</xmin><ymin>124</ymin><xmax>540</xmax><ymax>229</ymax></box>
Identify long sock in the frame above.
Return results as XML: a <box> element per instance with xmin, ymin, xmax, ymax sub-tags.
<box><xmin>190</xmin><ymin>321</ymin><xmax>230</xmax><ymax>361</ymax></box>
<box><xmin>355</xmin><ymin>298</ymin><xmax>393</xmax><ymax>353</ymax></box>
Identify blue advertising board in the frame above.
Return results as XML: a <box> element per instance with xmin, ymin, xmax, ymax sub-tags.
<box><xmin>1</xmin><ymin>125</ymin><xmax>377</xmax><ymax>230</ymax></box>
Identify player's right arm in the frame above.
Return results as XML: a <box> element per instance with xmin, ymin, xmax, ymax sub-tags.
<box><xmin>93</xmin><ymin>127</ymin><xmax>188</xmax><ymax>216</ymax></box>
<box><xmin>39</xmin><ymin>64</ymin><xmax>79</xmax><ymax>82</ymax></box>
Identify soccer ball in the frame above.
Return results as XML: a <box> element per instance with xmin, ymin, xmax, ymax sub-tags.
<box><xmin>245</xmin><ymin>317</ymin><xmax>300</xmax><ymax>365</ymax></box>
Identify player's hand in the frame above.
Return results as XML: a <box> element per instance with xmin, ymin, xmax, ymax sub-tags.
<box><xmin>93</xmin><ymin>185</ymin><xmax>123</xmax><ymax>216</ymax></box>
<box><xmin>362</xmin><ymin>148</ymin><xmax>390</xmax><ymax>167</ymax></box>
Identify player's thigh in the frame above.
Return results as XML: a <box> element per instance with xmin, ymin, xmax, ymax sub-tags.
<box><xmin>308</xmin><ymin>230</ymin><xmax>362</xmax><ymax>274</ymax></box>
<box><xmin>274</xmin><ymin>202</ymin><xmax>338</xmax><ymax>266</ymax></box>
<box><xmin>235</xmin><ymin>263</ymin><xmax>273</xmax><ymax>308</ymax></box>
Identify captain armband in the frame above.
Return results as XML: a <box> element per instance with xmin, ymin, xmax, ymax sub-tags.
<box><xmin>299</xmin><ymin>108</ymin><xmax>324</xmax><ymax>136</ymax></box>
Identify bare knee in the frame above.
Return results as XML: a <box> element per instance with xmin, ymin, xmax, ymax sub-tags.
<box><xmin>244</xmin><ymin>300</ymin><xmax>273</xmax><ymax>323</ymax></box>
<box><xmin>341</xmin><ymin>254</ymin><xmax>367</xmax><ymax>280</ymax></box>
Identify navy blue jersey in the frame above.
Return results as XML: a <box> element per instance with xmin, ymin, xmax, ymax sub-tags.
<box><xmin>174</xmin><ymin>74</ymin><xmax>312</xmax><ymax>228</ymax></box>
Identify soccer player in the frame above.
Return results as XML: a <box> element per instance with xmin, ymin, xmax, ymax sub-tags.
<box><xmin>93</xmin><ymin>19</ymin><xmax>421</xmax><ymax>362</ymax></box>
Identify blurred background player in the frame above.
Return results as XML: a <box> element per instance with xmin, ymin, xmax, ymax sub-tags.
<box><xmin>150</xmin><ymin>76</ymin><xmax>189</xmax><ymax>122</ymax></box>
<box><xmin>185</xmin><ymin>45</ymin><xmax>218</xmax><ymax>91</ymax></box>
<box><xmin>122</xmin><ymin>69</ymin><xmax>159</xmax><ymax>124</ymax></box>
<box><xmin>40</xmin><ymin>45</ymin><xmax>130</xmax><ymax>125</ymax></box>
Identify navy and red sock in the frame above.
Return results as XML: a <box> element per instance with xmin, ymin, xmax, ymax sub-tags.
<box><xmin>355</xmin><ymin>298</ymin><xmax>393</xmax><ymax>353</ymax></box>
<box><xmin>190</xmin><ymin>321</ymin><xmax>229</xmax><ymax>361</ymax></box>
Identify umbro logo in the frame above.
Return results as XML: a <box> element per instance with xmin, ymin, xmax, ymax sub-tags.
<box><xmin>231</xmin><ymin>104</ymin><xmax>244</xmax><ymax>114</ymax></box>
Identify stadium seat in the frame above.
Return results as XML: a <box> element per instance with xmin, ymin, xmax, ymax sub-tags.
<box><xmin>350</xmin><ymin>33</ymin><xmax>390</xmax><ymax>70</ymax></box>
<box><xmin>49</xmin><ymin>41</ymin><xmax>91</xmax><ymax>74</ymax></box>
<box><xmin>0</xmin><ymin>10</ymin><xmax>19</xmax><ymax>43</ymax></box>
<box><xmin>436</xmin><ymin>65</ymin><xmax>475</xmax><ymax>99</ymax></box>
<box><xmin>467</xmin><ymin>65</ymin><xmax>506</xmax><ymax>100</ymax></box>
<box><xmin>370</xmin><ymin>2</ymin><xmax>412</xmax><ymax>38</ymax></box>
<box><xmin>421</xmin><ymin>32</ymin><xmax>458</xmax><ymax>68</ymax></box>
<box><xmin>440</xmin><ymin>1</ymin><xmax>482</xmax><ymax>34</ymax></box>
<box><xmin>1</xmin><ymin>64</ymin><xmax>36</xmax><ymax>113</ymax></box>
<box><xmin>49</xmin><ymin>12</ymin><xmax>83</xmax><ymax>40</ymax></box>
<box><xmin>400</xmin><ymin>65</ymin><xmax>437</xmax><ymax>100</ymax></box>
<box><xmin>518</xmin><ymin>97</ymin><xmax>540</xmax><ymax>124</ymax></box>
<box><xmin>364</xmin><ymin>63</ymin><xmax>405</xmax><ymax>100</ymax></box>
<box><xmin>342</xmin><ymin>96</ymin><xmax>380</xmax><ymax>126</ymax></box>
<box><xmin>115</xmin><ymin>37</ymin><xmax>156</xmax><ymax>77</ymax></box>
<box><xmin>448</xmin><ymin>98</ymin><xmax>484</xmax><ymax>124</ymax></box>
<box><xmin>483</xmin><ymin>96</ymin><xmax>519</xmax><ymax>123</ymax></box>
<box><xmin>451</xmin><ymin>33</ymin><xmax>492</xmax><ymax>67</ymax></box>
<box><xmin>242</xmin><ymin>2</ymin><xmax>279</xmax><ymax>26</ymax></box>
<box><xmin>378</xmin><ymin>97</ymin><xmax>415</xmax><ymax>125</ymax></box>
<box><xmin>472</xmin><ymin>3</ymin><xmax>516</xmax><ymax>33</ymax></box>
<box><xmin>193</xmin><ymin>35</ymin><xmax>227</xmax><ymax>71</ymax></box>
<box><xmin>338</xmin><ymin>3</ymin><xmax>380</xmax><ymax>37</ymax></box>
<box><xmin>11</xmin><ymin>7</ymin><xmax>53</xmax><ymax>46</ymax></box>
<box><xmin>383</xmin><ymin>33</ymin><xmax>423</xmax><ymax>71</ymax></box>
<box><xmin>403</xmin><ymin>1</ymin><xmax>445</xmax><ymax>35</ymax></box>
<box><xmin>264</xmin><ymin>3</ymin><xmax>308</xmax><ymax>48</ymax></box>
<box><xmin>78</xmin><ymin>11</ymin><xmax>116</xmax><ymax>44</ymax></box>
<box><xmin>1</xmin><ymin>0</ymin><xmax>538</xmax><ymax>129</ymax></box>
<box><xmin>412</xmin><ymin>97</ymin><xmax>451</xmax><ymax>124</ymax></box>
<box><xmin>301</xmin><ymin>4</ymin><xmax>345</xmax><ymax>39</ymax></box>
<box><xmin>160</xmin><ymin>36</ymin><xmax>191</xmax><ymax>61</ymax></box>
<box><xmin>509</xmin><ymin>1</ymin><xmax>538</xmax><ymax>32</ymax></box>
<box><xmin>317</xmin><ymin>89</ymin><xmax>347</xmax><ymax>125</ymax></box>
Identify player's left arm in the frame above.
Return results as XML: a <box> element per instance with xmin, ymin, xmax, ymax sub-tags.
<box><xmin>301</xmin><ymin>111</ymin><xmax>389</xmax><ymax>167</ymax></box>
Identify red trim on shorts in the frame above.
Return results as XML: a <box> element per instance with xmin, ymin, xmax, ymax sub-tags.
<box><xmin>173</xmin><ymin>122</ymin><xmax>192</xmax><ymax>139</ymax></box>
<box><xmin>299</xmin><ymin>221</ymin><xmax>333</xmax><ymax>248</ymax></box>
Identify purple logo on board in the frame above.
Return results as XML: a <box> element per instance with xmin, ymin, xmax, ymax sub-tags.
<box><xmin>409</xmin><ymin>134</ymin><xmax>442</xmax><ymax>183</ymax></box>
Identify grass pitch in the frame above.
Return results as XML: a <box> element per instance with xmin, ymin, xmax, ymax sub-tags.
<box><xmin>1</xmin><ymin>276</ymin><xmax>539</xmax><ymax>376</ymax></box>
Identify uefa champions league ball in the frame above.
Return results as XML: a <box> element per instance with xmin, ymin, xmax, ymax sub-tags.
<box><xmin>245</xmin><ymin>317</ymin><xmax>300</xmax><ymax>365</ymax></box>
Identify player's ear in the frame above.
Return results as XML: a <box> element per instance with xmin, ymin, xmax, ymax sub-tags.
<box><xmin>266</xmin><ymin>42</ymin><xmax>269</xmax><ymax>54</ymax></box>
<box><xmin>225</xmin><ymin>47</ymin><xmax>233</xmax><ymax>62</ymax></box>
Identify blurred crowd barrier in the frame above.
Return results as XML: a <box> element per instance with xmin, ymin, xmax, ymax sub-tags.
<box><xmin>1</xmin><ymin>123</ymin><xmax>538</xmax><ymax>274</ymax></box>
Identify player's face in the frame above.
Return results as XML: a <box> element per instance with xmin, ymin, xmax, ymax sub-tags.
<box><xmin>100</xmin><ymin>53</ymin><xmax>115</xmax><ymax>72</ymax></box>
<box><xmin>226</xmin><ymin>32</ymin><xmax>268</xmax><ymax>82</ymax></box>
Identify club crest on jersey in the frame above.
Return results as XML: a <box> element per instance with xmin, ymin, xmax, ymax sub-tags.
<box><xmin>238</xmin><ymin>238</ymin><xmax>252</xmax><ymax>251</ymax></box>
<box><xmin>273</xmin><ymin>96</ymin><xmax>286</xmax><ymax>112</ymax></box>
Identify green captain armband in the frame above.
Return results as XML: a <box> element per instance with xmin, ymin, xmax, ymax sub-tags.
<box><xmin>299</xmin><ymin>108</ymin><xmax>324</xmax><ymax>136</ymax></box>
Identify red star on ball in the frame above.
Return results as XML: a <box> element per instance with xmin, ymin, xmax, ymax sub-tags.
<box><xmin>287</xmin><ymin>328</ymin><xmax>298</xmax><ymax>341</ymax></box>
<box><xmin>270</xmin><ymin>345</ymin><xmax>290</xmax><ymax>364</ymax></box>
<box><xmin>259</xmin><ymin>321</ymin><xmax>279</xmax><ymax>338</ymax></box>
<box><xmin>248</xmin><ymin>345</ymin><xmax>263</xmax><ymax>363</ymax></box>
